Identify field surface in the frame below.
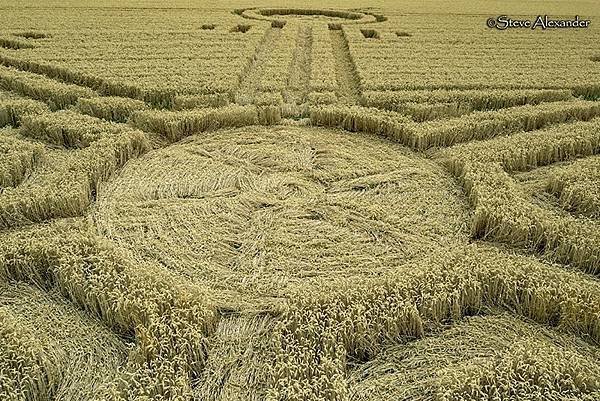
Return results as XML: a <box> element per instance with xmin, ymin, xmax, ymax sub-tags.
<box><xmin>1</xmin><ymin>1</ymin><xmax>600</xmax><ymax>400</ymax></box>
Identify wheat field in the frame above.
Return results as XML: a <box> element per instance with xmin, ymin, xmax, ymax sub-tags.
<box><xmin>1</xmin><ymin>1</ymin><xmax>599</xmax><ymax>400</ymax></box>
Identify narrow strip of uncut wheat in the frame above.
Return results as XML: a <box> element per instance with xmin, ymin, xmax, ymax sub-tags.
<box><xmin>362</xmin><ymin>89</ymin><xmax>574</xmax><ymax>112</ymax></box>
<box><xmin>439</xmin><ymin>119</ymin><xmax>600</xmax><ymax>273</ymax></box>
<box><xmin>0</xmin><ymin>65</ymin><xmax>97</xmax><ymax>110</ymax></box>
<box><xmin>547</xmin><ymin>155</ymin><xmax>600</xmax><ymax>218</ymax></box>
<box><xmin>20</xmin><ymin>110</ymin><xmax>138</xmax><ymax>148</ymax></box>
<box><xmin>0</xmin><ymin>218</ymin><xmax>218</xmax><ymax>400</ymax></box>
<box><xmin>270</xmin><ymin>244</ymin><xmax>600</xmax><ymax>400</ymax></box>
<box><xmin>348</xmin><ymin>313</ymin><xmax>600</xmax><ymax>401</ymax></box>
<box><xmin>0</xmin><ymin>119</ymin><xmax>149</xmax><ymax>228</ymax></box>
<box><xmin>131</xmin><ymin>105</ymin><xmax>261</xmax><ymax>142</ymax></box>
<box><xmin>0</xmin><ymin>128</ymin><xmax>44</xmax><ymax>188</ymax></box>
<box><xmin>76</xmin><ymin>96</ymin><xmax>149</xmax><ymax>123</ymax></box>
<box><xmin>0</xmin><ymin>99</ymin><xmax>48</xmax><ymax>127</ymax></box>
<box><xmin>0</xmin><ymin>281</ymin><xmax>128</xmax><ymax>401</ymax></box>
<box><xmin>312</xmin><ymin>101</ymin><xmax>600</xmax><ymax>150</ymax></box>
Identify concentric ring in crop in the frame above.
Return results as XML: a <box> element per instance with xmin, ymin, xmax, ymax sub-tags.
<box><xmin>94</xmin><ymin>125</ymin><xmax>470</xmax><ymax>309</ymax></box>
<box><xmin>237</xmin><ymin>7</ymin><xmax>379</xmax><ymax>24</ymax></box>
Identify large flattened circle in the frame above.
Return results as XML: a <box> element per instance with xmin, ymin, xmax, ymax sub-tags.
<box><xmin>94</xmin><ymin>126</ymin><xmax>470</xmax><ymax>308</ymax></box>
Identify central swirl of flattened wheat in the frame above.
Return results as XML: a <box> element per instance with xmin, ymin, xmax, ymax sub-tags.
<box><xmin>94</xmin><ymin>125</ymin><xmax>469</xmax><ymax>307</ymax></box>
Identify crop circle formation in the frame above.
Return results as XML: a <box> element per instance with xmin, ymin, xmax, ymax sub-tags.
<box><xmin>238</xmin><ymin>7</ymin><xmax>379</xmax><ymax>24</ymax></box>
<box><xmin>2</xmin><ymin>2</ymin><xmax>600</xmax><ymax>400</ymax></box>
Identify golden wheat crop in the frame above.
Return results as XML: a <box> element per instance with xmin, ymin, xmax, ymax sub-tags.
<box><xmin>0</xmin><ymin>65</ymin><xmax>97</xmax><ymax>110</ymax></box>
<box><xmin>0</xmin><ymin>128</ymin><xmax>44</xmax><ymax>188</ymax></box>
<box><xmin>0</xmin><ymin>1</ymin><xmax>599</xmax><ymax>400</ymax></box>
<box><xmin>0</xmin><ymin>99</ymin><xmax>48</xmax><ymax>127</ymax></box>
<box><xmin>546</xmin><ymin>155</ymin><xmax>600</xmax><ymax>218</ymax></box>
